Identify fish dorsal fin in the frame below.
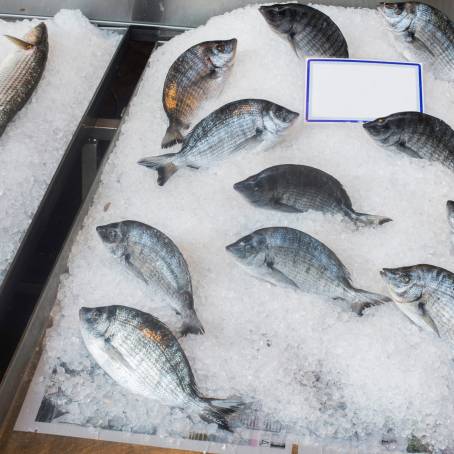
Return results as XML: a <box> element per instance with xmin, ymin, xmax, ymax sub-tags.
<box><xmin>4</xmin><ymin>35</ymin><xmax>34</xmax><ymax>50</ymax></box>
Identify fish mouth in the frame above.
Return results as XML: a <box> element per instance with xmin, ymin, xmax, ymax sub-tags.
<box><xmin>96</xmin><ymin>225</ymin><xmax>108</xmax><ymax>240</ymax></box>
<box><xmin>79</xmin><ymin>306</ymin><xmax>91</xmax><ymax>323</ymax></box>
<box><xmin>447</xmin><ymin>200</ymin><xmax>454</xmax><ymax>211</ymax></box>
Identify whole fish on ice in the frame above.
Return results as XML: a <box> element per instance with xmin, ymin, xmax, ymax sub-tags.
<box><xmin>363</xmin><ymin>112</ymin><xmax>454</xmax><ymax>171</ymax></box>
<box><xmin>226</xmin><ymin>227</ymin><xmax>390</xmax><ymax>314</ymax></box>
<box><xmin>79</xmin><ymin>305</ymin><xmax>242</xmax><ymax>430</ymax></box>
<box><xmin>162</xmin><ymin>39</ymin><xmax>237</xmax><ymax>148</ymax></box>
<box><xmin>259</xmin><ymin>3</ymin><xmax>349</xmax><ymax>58</ymax></box>
<box><xmin>0</xmin><ymin>22</ymin><xmax>48</xmax><ymax>137</ymax></box>
<box><xmin>378</xmin><ymin>2</ymin><xmax>454</xmax><ymax>81</ymax></box>
<box><xmin>139</xmin><ymin>99</ymin><xmax>299</xmax><ymax>186</ymax></box>
<box><xmin>234</xmin><ymin>164</ymin><xmax>392</xmax><ymax>227</ymax></box>
<box><xmin>96</xmin><ymin>220</ymin><xmax>204</xmax><ymax>336</ymax></box>
<box><xmin>381</xmin><ymin>264</ymin><xmax>454</xmax><ymax>343</ymax></box>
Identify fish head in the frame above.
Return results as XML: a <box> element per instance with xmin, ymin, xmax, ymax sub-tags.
<box><xmin>226</xmin><ymin>231</ymin><xmax>267</xmax><ymax>266</ymax></box>
<box><xmin>24</xmin><ymin>22</ymin><xmax>48</xmax><ymax>46</ymax></box>
<box><xmin>207</xmin><ymin>39</ymin><xmax>238</xmax><ymax>68</ymax></box>
<box><xmin>264</xmin><ymin>103</ymin><xmax>299</xmax><ymax>136</ymax></box>
<box><xmin>380</xmin><ymin>266</ymin><xmax>424</xmax><ymax>303</ymax></box>
<box><xmin>363</xmin><ymin>113</ymin><xmax>403</xmax><ymax>146</ymax></box>
<box><xmin>233</xmin><ymin>173</ymin><xmax>271</xmax><ymax>207</ymax></box>
<box><xmin>96</xmin><ymin>222</ymin><xmax>127</xmax><ymax>257</ymax></box>
<box><xmin>79</xmin><ymin>306</ymin><xmax>115</xmax><ymax>338</ymax></box>
<box><xmin>447</xmin><ymin>201</ymin><xmax>454</xmax><ymax>232</ymax></box>
<box><xmin>259</xmin><ymin>4</ymin><xmax>295</xmax><ymax>35</ymax></box>
<box><xmin>378</xmin><ymin>3</ymin><xmax>415</xmax><ymax>32</ymax></box>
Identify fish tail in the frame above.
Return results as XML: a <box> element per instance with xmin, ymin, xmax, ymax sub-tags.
<box><xmin>137</xmin><ymin>153</ymin><xmax>178</xmax><ymax>186</ymax></box>
<box><xmin>179</xmin><ymin>310</ymin><xmax>205</xmax><ymax>336</ymax></box>
<box><xmin>161</xmin><ymin>122</ymin><xmax>185</xmax><ymax>148</ymax></box>
<box><xmin>199</xmin><ymin>398</ymin><xmax>244</xmax><ymax>431</ymax></box>
<box><xmin>349</xmin><ymin>211</ymin><xmax>393</xmax><ymax>227</ymax></box>
<box><xmin>351</xmin><ymin>288</ymin><xmax>392</xmax><ymax>315</ymax></box>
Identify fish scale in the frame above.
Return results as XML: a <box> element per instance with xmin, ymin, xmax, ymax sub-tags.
<box><xmin>79</xmin><ymin>305</ymin><xmax>243</xmax><ymax>430</ymax></box>
<box><xmin>0</xmin><ymin>22</ymin><xmax>48</xmax><ymax>137</ymax></box>
<box><xmin>96</xmin><ymin>220</ymin><xmax>204</xmax><ymax>336</ymax></box>
<box><xmin>139</xmin><ymin>99</ymin><xmax>299</xmax><ymax>185</ymax></box>
<box><xmin>363</xmin><ymin>112</ymin><xmax>454</xmax><ymax>170</ymax></box>
<box><xmin>259</xmin><ymin>3</ymin><xmax>349</xmax><ymax>59</ymax></box>
<box><xmin>226</xmin><ymin>227</ymin><xmax>390</xmax><ymax>314</ymax></box>
<box><xmin>233</xmin><ymin>164</ymin><xmax>391</xmax><ymax>227</ymax></box>
<box><xmin>161</xmin><ymin>39</ymin><xmax>237</xmax><ymax>148</ymax></box>
<box><xmin>381</xmin><ymin>265</ymin><xmax>454</xmax><ymax>343</ymax></box>
<box><xmin>380</xmin><ymin>2</ymin><xmax>454</xmax><ymax>80</ymax></box>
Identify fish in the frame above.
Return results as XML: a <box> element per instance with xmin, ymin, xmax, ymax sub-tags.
<box><xmin>96</xmin><ymin>220</ymin><xmax>204</xmax><ymax>336</ymax></box>
<box><xmin>381</xmin><ymin>264</ymin><xmax>454</xmax><ymax>343</ymax></box>
<box><xmin>139</xmin><ymin>99</ymin><xmax>299</xmax><ymax>186</ymax></box>
<box><xmin>0</xmin><ymin>22</ymin><xmax>48</xmax><ymax>137</ymax></box>
<box><xmin>226</xmin><ymin>227</ymin><xmax>390</xmax><ymax>314</ymax></box>
<box><xmin>162</xmin><ymin>39</ymin><xmax>237</xmax><ymax>148</ymax></box>
<box><xmin>79</xmin><ymin>305</ymin><xmax>242</xmax><ymax>430</ymax></box>
<box><xmin>378</xmin><ymin>2</ymin><xmax>454</xmax><ymax>81</ymax></box>
<box><xmin>259</xmin><ymin>3</ymin><xmax>348</xmax><ymax>59</ymax></box>
<box><xmin>363</xmin><ymin>112</ymin><xmax>454</xmax><ymax>170</ymax></box>
<box><xmin>233</xmin><ymin>164</ymin><xmax>392</xmax><ymax>227</ymax></box>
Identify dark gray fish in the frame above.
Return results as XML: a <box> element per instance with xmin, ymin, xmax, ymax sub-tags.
<box><xmin>79</xmin><ymin>305</ymin><xmax>242</xmax><ymax>430</ymax></box>
<box><xmin>259</xmin><ymin>3</ymin><xmax>348</xmax><ymax>59</ymax></box>
<box><xmin>226</xmin><ymin>227</ymin><xmax>390</xmax><ymax>314</ymax></box>
<box><xmin>363</xmin><ymin>112</ymin><xmax>454</xmax><ymax>170</ymax></box>
<box><xmin>0</xmin><ymin>22</ymin><xmax>48</xmax><ymax>137</ymax></box>
<box><xmin>139</xmin><ymin>99</ymin><xmax>299</xmax><ymax>186</ymax></box>
<box><xmin>162</xmin><ymin>39</ymin><xmax>237</xmax><ymax>148</ymax></box>
<box><xmin>378</xmin><ymin>2</ymin><xmax>454</xmax><ymax>81</ymax></box>
<box><xmin>381</xmin><ymin>264</ymin><xmax>454</xmax><ymax>343</ymax></box>
<box><xmin>96</xmin><ymin>220</ymin><xmax>204</xmax><ymax>336</ymax></box>
<box><xmin>234</xmin><ymin>164</ymin><xmax>392</xmax><ymax>227</ymax></box>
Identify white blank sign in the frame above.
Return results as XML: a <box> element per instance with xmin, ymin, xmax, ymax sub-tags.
<box><xmin>306</xmin><ymin>59</ymin><xmax>423</xmax><ymax>122</ymax></box>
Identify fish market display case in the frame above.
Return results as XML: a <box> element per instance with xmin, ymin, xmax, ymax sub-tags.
<box><xmin>0</xmin><ymin>1</ymin><xmax>454</xmax><ymax>454</ymax></box>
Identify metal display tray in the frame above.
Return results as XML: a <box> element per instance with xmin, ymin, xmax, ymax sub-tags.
<box><xmin>0</xmin><ymin>24</ymin><xmax>185</xmax><ymax>430</ymax></box>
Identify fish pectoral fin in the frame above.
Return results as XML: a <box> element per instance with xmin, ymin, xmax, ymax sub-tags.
<box><xmin>124</xmin><ymin>255</ymin><xmax>149</xmax><ymax>285</ymax></box>
<box><xmin>394</xmin><ymin>141</ymin><xmax>421</xmax><ymax>159</ymax></box>
<box><xmin>265</xmin><ymin>259</ymin><xmax>299</xmax><ymax>289</ymax></box>
<box><xmin>186</xmin><ymin>164</ymin><xmax>200</xmax><ymax>169</ymax></box>
<box><xmin>418</xmin><ymin>303</ymin><xmax>440</xmax><ymax>337</ymax></box>
<box><xmin>272</xmin><ymin>198</ymin><xmax>301</xmax><ymax>213</ymax></box>
<box><xmin>4</xmin><ymin>35</ymin><xmax>34</xmax><ymax>50</ymax></box>
<box><xmin>103</xmin><ymin>338</ymin><xmax>131</xmax><ymax>370</ymax></box>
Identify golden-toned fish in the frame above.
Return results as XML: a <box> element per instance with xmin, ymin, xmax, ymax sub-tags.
<box><xmin>0</xmin><ymin>22</ymin><xmax>48</xmax><ymax>137</ymax></box>
<box><xmin>161</xmin><ymin>39</ymin><xmax>237</xmax><ymax>148</ymax></box>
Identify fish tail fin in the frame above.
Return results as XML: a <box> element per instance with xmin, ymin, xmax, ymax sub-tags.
<box><xmin>179</xmin><ymin>311</ymin><xmax>205</xmax><ymax>336</ymax></box>
<box><xmin>161</xmin><ymin>122</ymin><xmax>185</xmax><ymax>148</ymax></box>
<box><xmin>351</xmin><ymin>288</ymin><xmax>391</xmax><ymax>315</ymax></box>
<box><xmin>137</xmin><ymin>153</ymin><xmax>178</xmax><ymax>186</ymax></box>
<box><xmin>199</xmin><ymin>398</ymin><xmax>244</xmax><ymax>431</ymax></box>
<box><xmin>349</xmin><ymin>211</ymin><xmax>393</xmax><ymax>228</ymax></box>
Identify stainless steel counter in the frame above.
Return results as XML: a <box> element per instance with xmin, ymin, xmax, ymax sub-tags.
<box><xmin>1</xmin><ymin>0</ymin><xmax>453</xmax><ymax>28</ymax></box>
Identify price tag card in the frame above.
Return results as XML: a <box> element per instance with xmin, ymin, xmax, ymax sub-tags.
<box><xmin>305</xmin><ymin>59</ymin><xmax>423</xmax><ymax>123</ymax></box>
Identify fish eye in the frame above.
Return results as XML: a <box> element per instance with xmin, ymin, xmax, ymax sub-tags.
<box><xmin>91</xmin><ymin>310</ymin><xmax>101</xmax><ymax>321</ymax></box>
<box><xmin>377</xmin><ymin>118</ymin><xmax>385</xmax><ymax>124</ymax></box>
<box><xmin>108</xmin><ymin>230</ymin><xmax>118</xmax><ymax>242</ymax></box>
<box><xmin>400</xmin><ymin>274</ymin><xmax>411</xmax><ymax>284</ymax></box>
<box><xmin>216</xmin><ymin>43</ymin><xmax>225</xmax><ymax>53</ymax></box>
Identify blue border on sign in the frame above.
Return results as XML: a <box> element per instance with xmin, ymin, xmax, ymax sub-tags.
<box><xmin>305</xmin><ymin>58</ymin><xmax>424</xmax><ymax>123</ymax></box>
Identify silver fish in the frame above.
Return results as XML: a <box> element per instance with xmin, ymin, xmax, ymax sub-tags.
<box><xmin>259</xmin><ymin>3</ymin><xmax>348</xmax><ymax>59</ymax></box>
<box><xmin>0</xmin><ymin>22</ymin><xmax>48</xmax><ymax>137</ymax></box>
<box><xmin>234</xmin><ymin>164</ymin><xmax>392</xmax><ymax>227</ymax></box>
<box><xmin>96</xmin><ymin>220</ymin><xmax>204</xmax><ymax>336</ymax></box>
<box><xmin>226</xmin><ymin>227</ymin><xmax>390</xmax><ymax>314</ymax></box>
<box><xmin>79</xmin><ymin>305</ymin><xmax>242</xmax><ymax>430</ymax></box>
<box><xmin>162</xmin><ymin>39</ymin><xmax>237</xmax><ymax>148</ymax></box>
<box><xmin>139</xmin><ymin>99</ymin><xmax>299</xmax><ymax>186</ymax></box>
<box><xmin>363</xmin><ymin>112</ymin><xmax>454</xmax><ymax>170</ymax></box>
<box><xmin>447</xmin><ymin>201</ymin><xmax>454</xmax><ymax>240</ymax></box>
<box><xmin>378</xmin><ymin>2</ymin><xmax>454</xmax><ymax>81</ymax></box>
<box><xmin>381</xmin><ymin>264</ymin><xmax>454</xmax><ymax>343</ymax></box>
